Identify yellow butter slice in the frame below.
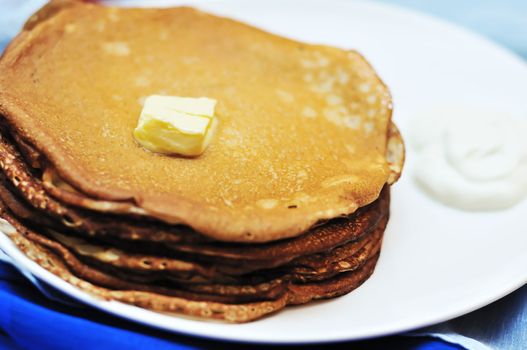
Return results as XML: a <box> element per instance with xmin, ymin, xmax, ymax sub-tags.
<box><xmin>133</xmin><ymin>95</ymin><xmax>217</xmax><ymax>157</ymax></box>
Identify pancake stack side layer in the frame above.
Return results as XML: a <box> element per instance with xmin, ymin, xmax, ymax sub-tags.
<box><xmin>0</xmin><ymin>0</ymin><xmax>405</xmax><ymax>322</ymax></box>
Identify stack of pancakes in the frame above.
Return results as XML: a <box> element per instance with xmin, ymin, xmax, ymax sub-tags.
<box><xmin>0</xmin><ymin>0</ymin><xmax>404</xmax><ymax>322</ymax></box>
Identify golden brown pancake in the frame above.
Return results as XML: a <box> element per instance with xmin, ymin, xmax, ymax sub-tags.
<box><xmin>1</xmin><ymin>200</ymin><xmax>380</xmax><ymax>321</ymax></box>
<box><xmin>0</xmin><ymin>0</ymin><xmax>405</xmax><ymax>323</ymax></box>
<box><xmin>0</xmin><ymin>203</ymin><xmax>383</xmax><ymax>299</ymax></box>
<box><xmin>0</xmin><ymin>0</ymin><xmax>403</xmax><ymax>242</ymax></box>
<box><xmin>0</xmin><ymin>157</ymin><xmax>387</xmax><ymax>281</ymax></box>
<box><xmin>46</xmin><ymin>224</ymin><xmax>384</xmax><ymax>282</ymax></box>
<box><xmin>0</xmin><ymin>130</ymin><xmax>389</xmax><ymax>268</ymax></box>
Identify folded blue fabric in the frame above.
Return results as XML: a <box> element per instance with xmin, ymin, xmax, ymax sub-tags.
<box><xmin>0</xmin><ymin>262</ymin><xmax>195</xmax><ymax>350</ymax></box>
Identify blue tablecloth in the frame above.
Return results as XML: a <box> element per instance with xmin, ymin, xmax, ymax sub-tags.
<box><xmin>0</xmin><ymin>1</ymin><xmax>526</xmax><ymax>349</ymax></box>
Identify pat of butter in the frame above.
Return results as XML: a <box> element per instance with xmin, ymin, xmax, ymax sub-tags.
<box><xmin>133</xmin><ymin>95</ymin><xmax>218</xmax><ymax>157</ymax></box>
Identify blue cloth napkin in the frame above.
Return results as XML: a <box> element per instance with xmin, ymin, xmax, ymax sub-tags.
<box><xmin>0</xmin><ymin>1</ymin><xmax>526</xmax><ymax>349</ymax></box>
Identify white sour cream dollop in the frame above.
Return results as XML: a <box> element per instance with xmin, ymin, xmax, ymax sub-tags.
<box><xmin>410</xmin><ymin>109</ymin><xmax>527</xmax><ymax>211</ymax></box>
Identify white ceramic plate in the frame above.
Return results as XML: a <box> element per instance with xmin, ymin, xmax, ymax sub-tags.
<box><xmin>1</xmin><ymin>0</ymin><xmax>526</xmax><ymax>344</ymax></box>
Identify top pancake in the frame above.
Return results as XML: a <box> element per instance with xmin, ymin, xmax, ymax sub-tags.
<box><xmin>0</xmin><ymin>0</ymin><xmax>402</xmax><ymax>242</ymax></box>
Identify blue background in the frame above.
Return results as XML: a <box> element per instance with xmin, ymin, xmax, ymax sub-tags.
<box><xmin>377</xmin><ymin>0</ymin><xmax>527</xmax><ymax>58</ymax></box>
